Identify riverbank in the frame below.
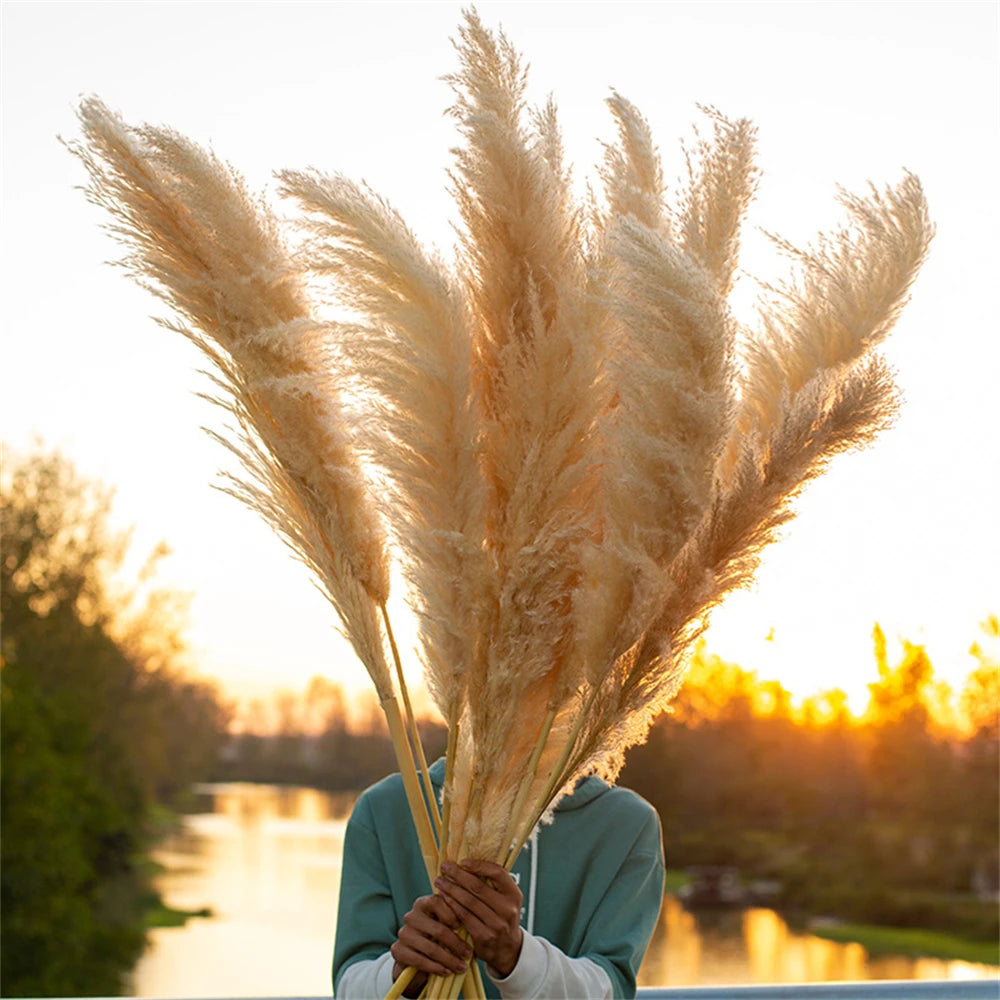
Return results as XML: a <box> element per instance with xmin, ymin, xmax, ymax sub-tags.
<box><xmin>663</xmin><ymin>869</ymin><xmax>999</xmax><ymax>968</ymax></box>
<box><xmin>810</xmin><ymin>922</ymin><xmax>1000</xmax><ymax>967</ymax></box>
<box><xmin>145</xmin><ymin>899</ymin><xmax>213</xmax><ymax>928</ymax></box>
<box><xmin>140</xmin><ymin>835</ymin><xmax>214</xmax><ymax>931</ymax></box>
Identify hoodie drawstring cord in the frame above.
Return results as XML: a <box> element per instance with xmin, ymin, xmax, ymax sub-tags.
<box><xmin>527</xmin><ymin>828</ymin><xmax>538</xmax><ymax>936</ymax></box>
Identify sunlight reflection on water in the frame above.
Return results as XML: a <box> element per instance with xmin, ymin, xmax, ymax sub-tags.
<box><xmin>131</xmin><ymin>784</ymin><xmax>999</xmax><ymax>997</ymax></box>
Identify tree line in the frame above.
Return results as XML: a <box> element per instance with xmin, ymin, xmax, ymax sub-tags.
<box><xmin>624</xmin><ymin>629</ymin><xmax>998</xmax><ymax>946</ymax></box>
<box><xmin>218</xmin><ymin>623</ymin><xmax>999</xmax><ymax>950</ymax></box>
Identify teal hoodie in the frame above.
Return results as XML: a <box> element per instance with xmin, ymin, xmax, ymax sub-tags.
<box><xmin>333</xmin><ymin>758</ymin><xmax>664</xmax><ymax>998</ymax></box>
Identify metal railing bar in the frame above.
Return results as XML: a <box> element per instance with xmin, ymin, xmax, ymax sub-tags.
<box><xmin>635</xmin><ymin>980</ymin><xmax>998</xmax><ymax>999</ymax></box>
<box><xmin>36</xmin><ymin>984</ymin><xmax>999</xmax><ymax>1000</ymax></box>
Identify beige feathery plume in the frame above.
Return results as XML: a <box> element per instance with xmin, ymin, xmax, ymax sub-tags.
<box><xmin>531</xmin><ymin>95</ymin><xmax>573</xmax><ymax>196</ymax></box>
<box><xmin>601</xmin><ymin>107</ymin><xmax>754</xmax><ymax>556</ymax></box>
<box><xmin>276</xmin><ymin>169</ymin><xmax>487</xmax><ymax>719</ymax></box>
<box><xmin>603</xmin><ymin>218</ymin><xmax>735</xmax><ymax>562</ymax></box>
<box><xmin>442</xmin><ymin>11</ymin><xmax>606</xmax><ymax>858</ymax></box>
<box><xmin>721</xmin><ymin>171</ymin><xmax>933</xmax><ymax>475</ymax></box>
<box><xmin>67</xmin><ymin>100</ymin><xmax>395</xmax><ymax>699</ymax></box>
<box><xmin>535</xmin><ymin>135</ymin><xmax>929</xmax><ymax>797</ymax></box>
<box><xmin>599</xmin><ymin>92</ymin><xmax>666</xmax><ymax>233</ymax></box>
<box><xmin>674</xmin><ymin>106</ymin><xmax>760</xmax><ymax>299</ymax></box>
<box><xmin>588</xmin><ymin>105</ymin><xmax>755</xmax><ymax>637</ymax></box>
<box><xmin>575</xmin><ymin>351</ymin><xmax>907</xmax><ymax>786</ymax></box>
<box><xmin>70</xmin><ymin>99</ymin><xmax>447</xmax><ymax>892</ymax></box>
<box><xmin>568</xmin><ymin>96</ymin><xmax>672</xmax><ymax>693</ymax></box>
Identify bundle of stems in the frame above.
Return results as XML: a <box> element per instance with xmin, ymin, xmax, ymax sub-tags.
<box><xmin>71</xmin><ymin>9</ymin><xmax>932</xmax><ymax>1000</ymax></box>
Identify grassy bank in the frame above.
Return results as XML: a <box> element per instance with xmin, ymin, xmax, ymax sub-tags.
<box><xmin>664</xmin><ymin>869</ymin><xmax>692</xmax><ymax>894</ymax></box>
<box><xmin>140</xmin><ymin>856</ymin><xmax>212</xmax><ymax>929</ymax></box>
<box><xmin>145</xmin><ymin>900</ymin><xmax>213</xmax><ymax>929</ymax></box>
<box><xmin>810</xmin><ymin>921</ymin><xmax>1000</xmax><ymax>967</ymax></box>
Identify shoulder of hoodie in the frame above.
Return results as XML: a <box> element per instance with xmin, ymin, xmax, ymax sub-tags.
<box><xmin>352</xmin><ymin>757</ymin><xmax>446</xmax><ymax>819</ymax></box>
<box><xmin>557</xmin><ymin>775</ymin><xmax>662</xmax><ymax>840</ymax></box>
<box><xmin>349</xmin><ymin>770</ymin><xmax>409</xmax><ymax>829</ymax></box>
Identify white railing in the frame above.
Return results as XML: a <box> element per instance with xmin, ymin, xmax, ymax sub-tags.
<box><xmin>635</xmin><ymin>982</ymin><xmax>997</xmax><ymax>998</ymax></box>
<box><xmin>120</xmin><ymin>983</ymin><xmax>997</xmax><ymax>1000</ymax></box>
<box><xmin>53</xmin><ymin>984</ymin><xmax>995</xmax><ymax>1000</ymax></box>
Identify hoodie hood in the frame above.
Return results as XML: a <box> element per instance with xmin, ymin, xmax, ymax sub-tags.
<box><xmin>554</xmin><ymin>773</ymin><xmax>610</xmax><ymax>810</ymax></box>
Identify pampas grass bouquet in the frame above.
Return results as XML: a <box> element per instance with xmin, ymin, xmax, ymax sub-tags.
<box><xmin>69</xmin><ymin>9</ymin><xmax>931</xmax><ymax>999</ymax></box>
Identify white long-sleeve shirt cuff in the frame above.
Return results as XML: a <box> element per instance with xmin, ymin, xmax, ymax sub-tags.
<box><xmin>335</xmin><ymin>952</ymin><xmax>396</xmax><ymax>998</ymax></box>
<box><xmin>486</xmin><ymin>929</ymin><xmax>613</xmax><ymax>999</ymax></box>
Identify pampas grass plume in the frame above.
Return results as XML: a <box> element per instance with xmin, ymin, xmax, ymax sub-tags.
<box><xmin>68</xmin><ymin>98</ymin><xmax>393</xmax><ymax>698</ymax></box>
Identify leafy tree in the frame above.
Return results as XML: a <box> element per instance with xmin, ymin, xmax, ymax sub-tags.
<box><xmin>955</xmin><ymin>618</ymin><xmax>1000</xmax><ymax>894</ymax></box>
<box><xmin>863</xmin><ymin>625</ymin><xmax>961</xmax><ymax>874</ymax></box>
<box><xmin>962</xmin><ymin>615</ymin><xmax>999</xmax><ymax>738</ymax></box>
<box><xmin>1</xmin><ymin>450</ymin><xmax>228</xmax><ymax>996</ymax></box>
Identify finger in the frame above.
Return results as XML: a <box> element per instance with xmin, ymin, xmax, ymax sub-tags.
<box><xmin>391</xmin><ymin>937</ymin><xmax>463</xmax><ymax>978</ymax></box>
<box><xmin>460</xmin><ymin>860</ymin><xmax>523</xmax><ymax>908</ymax></box>
<box><xmin>397</xmin><ymin>921</ymin><xmax>470</xmax><ymax>976</ymax></box>
<box><xmin>440</xmin><ymin>861</ymin><xmax>509</xmax><ymax>911</ymax></box>
<box><xmin>404</xmin><ymin>909</ymin><xmax>471</xmax><ymax>962</ymax></box>
<box><xmin>435</xmin><ymin>877</ymin><xmax>503</xmax><ymax>943</ymax></box>
<box><xmin>458</xmin><ymin>859</ymin><xmax>509</xmax><ymax>884</ymax></box>
<box><xmin>425</xmin><ymin>893</ymin><xmax>463</xmax><ymax>930</ymax></box>
<box><xmin>409</xmin><ymin>894</ymin><xmax>464</xmax><ymax>942</ymax></box>
<box><xmin>441</xmin><ymin>863</ymin><xmax>518</xmax><ymax>923</ymax></box>
<box><xmin>435</xmin><ymin>882</ymin><xmax>492</xmax><ymax>945</ymax></box>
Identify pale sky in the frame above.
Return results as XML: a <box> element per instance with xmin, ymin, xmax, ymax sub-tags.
<box><xmin>2</xmin><ymin>1</ymin><xmax>998</xmax><ymax>711</ymax></box>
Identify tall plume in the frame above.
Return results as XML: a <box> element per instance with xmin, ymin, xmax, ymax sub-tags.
<box><xmin>440</xmin><ymin>11</ymin><xmax>609</xmax><ymax>856</ymax></box>
<box><xmin>276</xmin><ymin>169</ymin><xmax>487</xmax><ymax>717</ymax></box>
<box><xmin>68</xmin><ymin>98</ymin><xmax>393</xmax><ymax>698</ymax></box>
<box><xmin>721</xmin><ymin>171</ymin><xmax>934</xmax><ymax>476</ymax></box>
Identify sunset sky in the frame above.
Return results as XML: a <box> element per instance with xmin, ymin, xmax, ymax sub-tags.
<box><xmin>2</xmin><ymin>1</ymin><xmax>997</xmax><ymax>711</ymax></box>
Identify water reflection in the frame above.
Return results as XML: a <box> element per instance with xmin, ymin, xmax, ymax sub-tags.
<box><xmin>133</xmin><ymin>784</ymin><xmax>999</xmax><ymax>997</ymax></box>
<box><xmin>133</xmin><ymin>784</ymin><xmax>355</xmax><ymax>998</ymax></box>
<box><xmin>636</xmin><ymin>897</ymin><xmax>997</xmax><ymax>987</ymax></box>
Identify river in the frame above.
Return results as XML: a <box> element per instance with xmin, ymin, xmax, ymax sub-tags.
<box><xmin>130</xmin><ymin>783</ymin><xmax>998</xmax><ymax>996</ymax></box>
